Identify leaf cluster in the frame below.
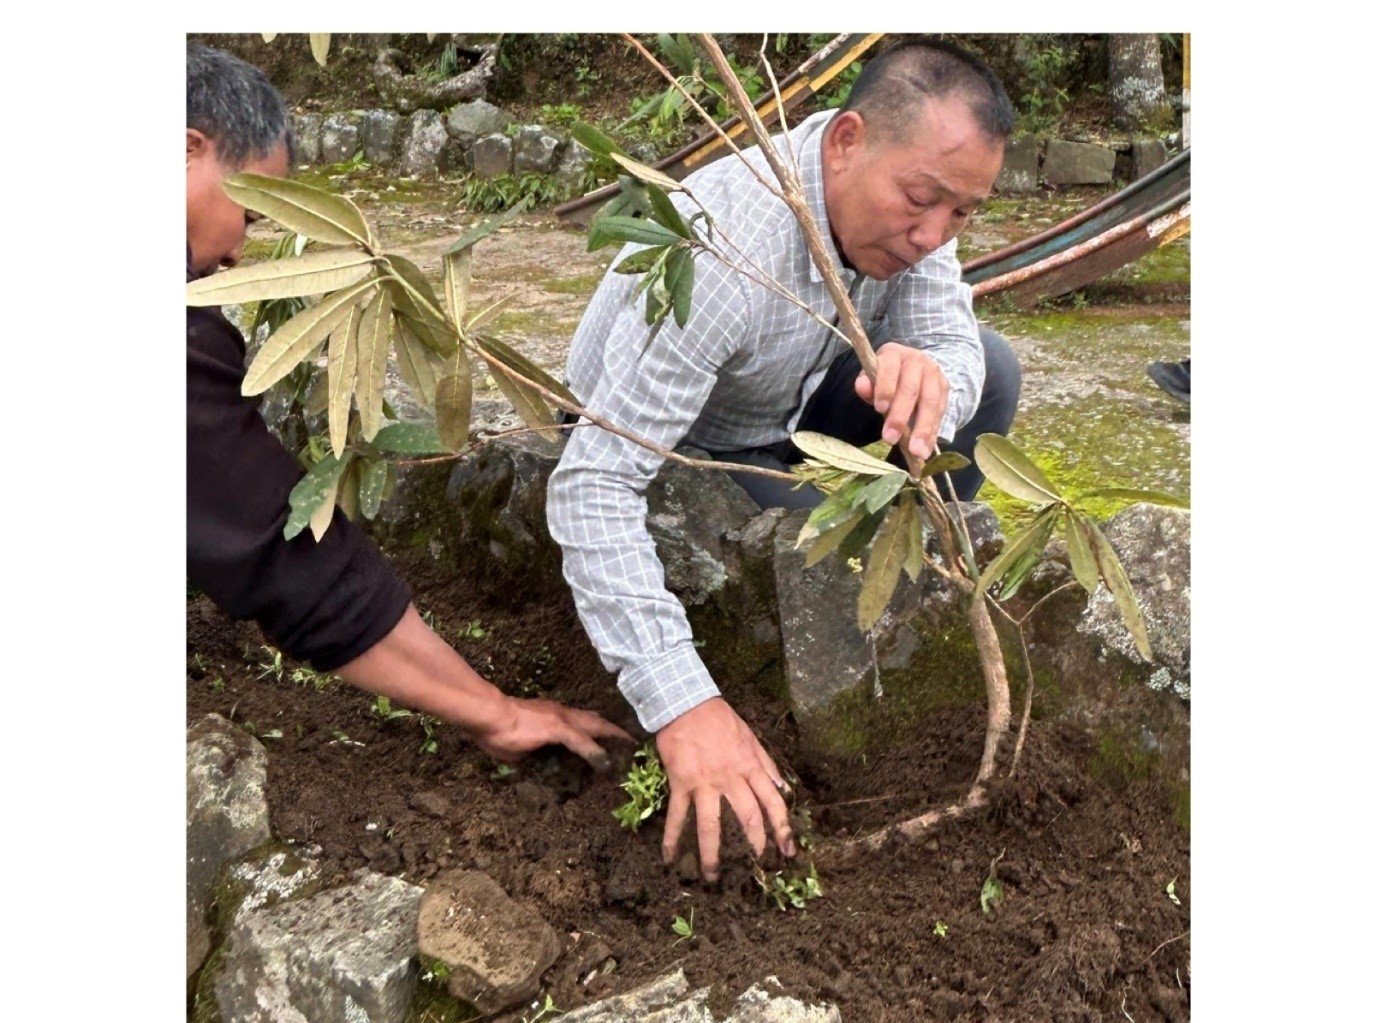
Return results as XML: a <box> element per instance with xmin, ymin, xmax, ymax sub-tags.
<box><xmin>611</xmin><ymin>742</ymin><xmax>668</xmax><ymax>832</ymax></box>
<box><xmin>973</xmin><ymin>434</ymin><xmax>1187</xmax><ymax>660</ymax></box>
<box><xmin>462</xmin><ymin>172</ymin><xmax>567</xmax><ymax>214</ymax></box>
<box><xmin>755</xmin><ymin>863</ymin><xmax>823</xmax><ymax>912</ymax></box>
<box><xmin>186</xmin><ymin>176</ymin><xmax>568</xmax><ymax>542</ymax></box>
<box><xmin>622</xmin><ymin>34</ymin><xmax>764</xmax><ymax>133</ymax></box>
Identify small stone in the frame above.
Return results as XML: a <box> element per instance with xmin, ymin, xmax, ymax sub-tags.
<box><xmin>417</xmin><ymin>869</ymin><xmax>562</xmax><ymax>1014</ymax></box>
<box><xmin>995</xmin><ymin>135</ymin><xmax>1042</xmax><ymax>193</ymax></box>
<box><xmin>291</xmin><ymin>113</ymin><xmax>323</xmax><ymax>165</ymax></box>
<box><xmin>398</xmin><ymin>109</ymin><xmax>449</xmax><ymax>179</ymax></box>
<box><xmin>360</xmin><ymin>109</ymin><xmax>402</xmax><ymax>164</ymax></box>
<box><xmin>446</xmin><ymin>99</ymin><xmax>512</xmax><ymax>140</ymax></box>
<box><xmin>513</xmin><ymin>125</ymin><xmax>563</xmax><ymax>174</ymax></box>
<box><xmin>1042</xmin><ymin>139</ymin><xmax>1117</xmax><ymax>185</ymax></box>
<box><xmin>320</xmin><ymin>112</ymin><xmax>362</xmax><ymax>164</ymax></box>
<box><xmin>471</xmin><ymin>133</ymin><xmax>513</xmax><ymax>179</ymax></box>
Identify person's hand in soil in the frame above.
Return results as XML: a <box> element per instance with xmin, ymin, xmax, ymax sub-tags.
<box><xmin>656</xmin><ymin>697</ymin><xmax>797</xmax><ymax>882</ymax></box>
<box><xmin>337</xmin><ymin>604</ymin><xmax>633</xmax><ymax>769</ymax></box>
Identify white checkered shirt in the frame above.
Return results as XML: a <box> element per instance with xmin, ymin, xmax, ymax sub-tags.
<box><xmin>547</xmin><ymin>110</ymin><xmax>984</xmax><ymax>732</ymax></box>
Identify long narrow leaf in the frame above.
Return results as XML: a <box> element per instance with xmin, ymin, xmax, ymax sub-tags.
<box><xmin>242</xmin><ymin>279</ymin><xmax>375</xmax><ymax>395</ymax></box>
<box><xmin>902</xmin><ymin>494</ymin><xmax>927</xmax><ymax>581</ymax></box>
<box><xmin>794</xmin><ymin>432</ymin><xmax>901</xmax><ymax>476</ymax></box>
<box><xmin>859</xmin><ymin>471</ymin><xmax>908</xmax><ymax>514</ymax></box>
<box><xmin>610</xmin><ymin>152</ymin><xmax>686</xmax><ymax>193</ymax></box>
<box><xmin>591</xmin><ymin>215</ymin><xmax>685</xmax><ymax>249</ymax></box>
<box><xmin>666</xmin><ymin>247</ymin><xmax>695</xmax><ymax>328</ymax></box>
<box><xmin>285</xmin><ymin>454</ymin><xmax>349</xmax><ymax>540</ymax></box>
<box><xmin>358</xmin><ymin>458</ymin><xmax>389</xmax><ymax>520</ymax></box>
<box><xmin>475</xmin><ymin>334</ymin><xmax>577</xmax><ymax>404</ymax></box>
<box><xmin>355</xmin><ymin>287</ymin><xmax>392</xmax><ymax>441</ymax></box>
<box><xmin>185</xmin><ymin>249</ymin><xmax>375</xmax><ymax>306</ymax></box>
<box><xmin>973</xmin><ymin>434</ymin><xmax>1063</xmax><ymax>505</ymax></box>
<box><xmin>976</xmin><ymin>506</ymin><xmax>1061</xmax><ymax>597</ymax></box>
<box><xmin>393</xmin><ymin>316</ymin><xmax>445</xmax><ymax>404</ymax></box>
<box><xmin>435</xmin><ymin>369</ymin><xmax>474</xmax><ymax>451</ymax></box>
<box><xmin>858</xmin><ymin>502</ymin><xmax>911</xmax><ymax>632</ymax></box>
<box><xmin>326</xmin><ymin>301</ymin><xmax>361</xmax><ymax>458</ymax></box>
<box><xmin>1083</xmin><ymin>512</ymin><xmax>1154</xmax><ymax>661</ymax></box>
<box><xmin>804</xmin><ymin>506</ymin><xmax>868</xmax><ymax>568</ymax></box>
<box><xmin>372</xmin><ymin>421</ymin><xmax>449</xmax><ymax>455</ymax></box>
<box><xmin>1064</xmin><ymin>512</ymin><xmax>1100</xmax><ymax>593</ymax></box>
<box><xmin>309</xmin><ymin>33</ymin><xmax>332</xmax><ymax>67</ymax></box>
<box><xmin>1081</xmin><ymin>488</ymin><xmax>1189</xmax><ymax>509</ymax></box>
<box><xmin>443</xmin><ymin>248</ymin><xmax>471</xmax><ymax>326</ymax></box>
<box><xmin>446</xmin><ymin>203</ymin><xmax>526</xmax><ymax>255</ymax></box>
<box><xmin>224</xmin><ymin>172</ymin><xmax>371</xmax><ymax>248</ymax></box>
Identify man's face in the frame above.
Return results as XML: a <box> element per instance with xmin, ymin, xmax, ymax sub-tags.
<box><xmin>186</xmin><ymin>129</ymin><xmax>290</xmax><ymax>277</ymax></box>
<box><xmin>821</xmin><ymin>96</ymin><xmax>1005</xmax><ymax>281</ymax></box>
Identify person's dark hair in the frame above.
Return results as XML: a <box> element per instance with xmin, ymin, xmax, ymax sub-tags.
<box><xmin>187</xmin><ymin>44</ymin><xmax>296</xmax><ymax>167</ymax></box>
<box><xmin>839</xmin><ymin>39</ymin><xmax>1015</xmax><ymax>144</ymax></box>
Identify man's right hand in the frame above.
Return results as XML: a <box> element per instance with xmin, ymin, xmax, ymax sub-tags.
<box><xmin>656</xmin><ymin>697</ymin><xmax>796</xmax><ymax>882</ymax></box>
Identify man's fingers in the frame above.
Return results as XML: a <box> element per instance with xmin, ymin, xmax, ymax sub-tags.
<box><xmin>854</xmin><ymin>370</ymin><xmax>874</xmax><ymax>404</ymax></box>
<box><xmin>723</xmin><ymin>778</ymin><xmax>768</xmax><ymax>859</ymax></box>
<box><xmin>754</xmin><ymin>743</ymin><xmax>788</xmax><ymax>793</ymax></box>
<box><xmin>882</xmin><ymin>357</ymin><xmax>924</xmax><ymax>446</ymax></box>
<box><xmin>747</xmin><ymin>770</ymin><xmax>796</xmax><ymax>858</ymax></box>
<box><xmin>662</xmin><ymin>787</ymin><xmax>691</xmax><ymax>866</ymax></box>
<box><xmin>568</xmin><ymin>709</ymin><xmax>636</xmax><ymax>745</ymax></box>
<box><xmin>872</xmin><ymin>348</ymin><xmax>900</xmax><ymax>414</ymax></box>
<box><xmin>909</xmin><ymin>365</ymin><xmax>947</xmax><ymax>458</ymax></box>
<box><xmin>558</xmin><ymin>727</ymin><xmax>611</xmax><ymax>773</ymax></box>
<box><xmin>694</xmin><ymin>789</ymin><xmax>724</xmax><ymax>882</ymax></box>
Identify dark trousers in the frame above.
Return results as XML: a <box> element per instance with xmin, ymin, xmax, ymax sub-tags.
<box><xmin>711</xmin><ymin>327</ymin><xmax>1022</xmax><ymax>510</ymax></box>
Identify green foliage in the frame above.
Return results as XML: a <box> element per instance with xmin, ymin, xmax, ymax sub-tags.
<box><xmin>255</xmin><ymin>645</ymin><xmax>286</xmax><ymax>681</ymax></box>
<box><xmin>622</xmin><ymin>33</ymin><xmax>765</xmax><ymax>137</ymax></box>
<box><xmin>1015</xmin><ymin>43</ymin><xmax>1078</xmax><ymax>132</ymax></box>
<box><xmin>671</xmin><ymin>908</ymin><xmax>695</xmax><ymax>940</ymax></box>
<box><xmin>521</xmin><ymin>995</ymin><xmax>560</xmax><ymax>1023</ymax></box>
<box><xmin>980</xmin><ymin>873</ymin><xmax>1004</xmax><ymax>915</ymax></box>
<box><xmin>371</xmin><ymin>695</ymin><xmax>415</xmax><ymax>724</ymax></box>
<box><xmin>538</xmin><ymin>103</ymin><xmax>582</xmax><ymax>127</ymax></box>
<box><xmin>1166</xmin><ymin>878</ymin><xmax>1181</xmax><ymax>906</ymax></box>
<box><xmin>933</xmin><ymin>920</ymin><xmax>949</xmax><ymax>938</ymax></box>
<box><xmin>818</xmin><ymin>60</ymin><xmax>863</xmax><ymax>109</ymax></box>
<box><xmin>461</xmin><ymin>173</ymin><xmax>566</xmax><ymax>213</ymax></box>
<box><xmin>612</xmin><ymin>742</ymin><xmax>668</xmax><ymax>831</ymax></box>
<box><xmin>756</xmin><ymin>863</ymin><xmax>823</xmax><ymax>911</ymax></box>
<box><xmin>421</xmin><ymin>41</ymin><xmax>462</xmax><ymax>83</ymax></box>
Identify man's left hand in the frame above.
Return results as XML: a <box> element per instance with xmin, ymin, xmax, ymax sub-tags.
<box><xmin>854</xmin><ymin>343</ymin><xmax>950</xmax><ymax>459</ymax></box>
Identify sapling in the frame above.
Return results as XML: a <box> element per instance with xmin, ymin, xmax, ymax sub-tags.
<box><xmin>671</xmin><ymin>908</ymin><xmax>695</xmax><ymax>941</ymax></box>
<box><xmin>613</xmin><ymin>742</ymin><xmax>668</xmax><ymax>832</ymax></box>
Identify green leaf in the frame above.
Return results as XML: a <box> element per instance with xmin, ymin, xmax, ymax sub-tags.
<box><xmin>799</xmin><ymin>477</ymin><xmax>869</xmax><ymax>545</ymax></box>
<box><xmin>1080</xmin><ymin>488</ymin><xmax>1189</xmax><ymax>510</ymax></box>
<box><xmin>980</xmin><ymin>875</ymin><xmax>1004</xmax><ymax>916</ymax></box>
<box><xmin>224</xmin><ymin>172</ymin><xmax>371</xmax><ymax>248</ymax></box>
<box><xmin>442</xmin><ymin>248</ymin><xmax>471</xmax><ymax>327</ymax></box>
<box><xmin>902</xmin><ymin>494</ymin><xmax>927</xmax><ymax>581</ymax></box>
<box><xmin>793</xmin><ymin>432</ymin><xmax>902</xmax><ymax>476</ymax></box>
<box><xmin>372</xmin><ymin>421</ymin><xmax>449</xmax><ymax>455</ymax></box>
<box><xmin>355</xmin><ymin>287</ymin><xmax>392</xmax><ymax>441</ymax></box>
<box><xmin>666</xmin><ymin>247</ymin><xmax>694</xmax><ymax>328</ymax></box>
<box><xmin>976</xmin><ymin>506</ymin><xmax>1061</xmax><ymax>597</ymax></box>
<box><xmin>858</xmin><ymin>501</ymin><xmax>912</xmax><ymax>632</ymax></box>
<box><xmin>466</xmin><ymin>295</ymin><xmax>515</xmax><ymax>332</ymax></box>
<box><xmin>1083</xmin><ymin>512</ymin><xmax>1154</xmax><ymax>660</ymax></box>
<box><xmin>326</xmin><ymin>300</ymin><xmax>361</xmax><ymax>459</ymax></box>
<box><xmin>838</xmin><ymin>506</ymin><xmax>890</xmax><ymax>561</ymax></box>
<box><xmin>591</xmin><ymin>215</ymin><xmax>685</xmax><ymax>249</ymax></box>
<box><xmin>1064</xmin><ymin>512</ymin><xmax>1100</xmax><ymax>593</ymax></box>
<box><xmin>358</xmin><ymin>458</ymin><xmax>389</xmax><ymax>520</ymax></box>
<box><xmin>435</xmin><ymin>369</ymin><xmax>474</xmax><ymax>451</ymax></box>
<box><xmin>475</xmin><ymin>334</ymin><xmax>577</xmax><ymax>405</ymax></box>
<box><xmin>382</xmin><ymin>255</ymin><xmax>450</xmax><ymax>334</ymax></box>
<box><xmin>309</xmin><ymin>33</ymin><xmax>331</xmax><ymax>67</ymax></box>
<box><xmin>998</xmin><ymin>510</ymin><xmax>1059</xmax><ymax>600</ymax></box>
<box><xmin>285</xmin><ymin>453</ymin><xmax>350</xmax><ymax>541</ymax></box>
<box><xmin>393</xmin><ymin>316</ymin><xmax>445</xmax><ymax>404</ymax></box>
<box><xmin>646</xmin><ymin>186</ymin><xmax>693</xmax><ymax>239</ymax></box>
<box><xmin>337</xmin><ymin>457</ymin><xmax>362</xmax><ymax>521</ymax></box>
<box><xmin>803</xmin><ymin>506</ymin><xmax>867</xmax><ymax>568</ymax></box>
<box><xmin>859</xmin><ymin>471</ymin><xmax>908</xmax><ymax>514</ymax></box>
<box><xmin>973</xmin><ymin>434</ymin><xmax>1063</xmax><ymax>505</ymax></box>
<box><xmin>609</xmin><ymin>152</ymin><xmax>685</xmax><ymax>193</ymax></box>
<box><xmin>569</xmin><ymin>121</ymin><xmax>629</xmax><ymax>161</ymax></box>
<box><xmin>917</xmin><ymin>450</ymin><xmax>972</xmax><ymax>481</ymax></box>
<box><xmin>184</xmin><ymin>249</ymin><xmax>376</xmax><ymax>306</ymax></box>
<box><xmin>242</xmin><ymin>279</ymin><xmax>375</xmax><ymax>395</ymax></box>
<box><xmin>613</xmin><ymin>248</ymin><xmax>663</xmax><ymax>275</ymax></box>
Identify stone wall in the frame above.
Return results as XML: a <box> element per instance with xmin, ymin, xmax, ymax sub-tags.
<box><xmin>995</xmin><ymin>132</ymin><xmax>1179</xmax><ymax>193</ymax></box>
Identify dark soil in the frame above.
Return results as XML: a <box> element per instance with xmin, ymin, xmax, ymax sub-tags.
<box><xmin>187</xmin><ymin>541</ymin><xmax>1190</xmax><ymax>1023</ymax></box>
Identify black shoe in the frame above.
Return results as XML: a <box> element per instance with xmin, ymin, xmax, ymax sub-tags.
<box><xmin>1147</xmin><ymin>359</ymin><xmax>1190</xmax><ymax>404</ymax></box>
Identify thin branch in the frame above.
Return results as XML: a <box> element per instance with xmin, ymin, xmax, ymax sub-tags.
<box><xmin>757</xmin><ymin>34</ymin><xmax>797</xmax><ymax>171</ymax></box>
<box><xmin>389</xmin><ymin>421</ymin><xmax>591</xmax><ymax>467</ymax></box>
<box><xmin>1018</xmin><ymin>579</ymin><xmax>1081</xmax><ymax>626</ymax></box>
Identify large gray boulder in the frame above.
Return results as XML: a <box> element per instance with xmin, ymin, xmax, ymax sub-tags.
<box><xmin>361</xmin><ymin>109</ymin><xmax>402</xmax><ymax>165</ymax></box>
<box><xmin>215</xmin><ymin>870</ymin><xmax>423</xmax><ymax>1023</ymax></box>
<box><xmin>513</xmin><ymin>125</ymin><xmax>564</xmax><ymax>175</ymax></box>
<box><xmin>398</xmin><ymin>109</ymin><xmax>449</xmax><ymax>179</ymax></box>
<box><xmin>320</xmin><ymin>112</ymin><xmax>362</xmax><ymax>165</ymax></box>
<box><xmin>772</xmin><ymin>504</ymin><xmax>1004</xmax><ymax>754</ymax></box>
<box><xmin>291</xmin><ymin>113</ymin><xmax>322</xmax><ymax>165</ymax></box>
<box><xmin>1042</xmin><ymin>140</ymin><xmax>1116</xmax><ymax>185</ymax></box>
<box><xmin>472</xmin><ymin>133</ymin><xmax>514</xmax><ymax>179</ymax></box>
<box><xmin>417</xmin><ymin>869</ymin><xmax>562</xmax><ymax>1014</ymax></box>
<box><xmin>446</xmin><ymin>99</ymin><xmax>512</xmax><ymax>140</ymax></box>
<box><xmin>995</xmin><ymin>135</ymin><xmax>1042</xmax><ymax>193</ymax></box>
<box><xmin>187</xmin><ymin>714</ymin><xmax>271</xmax><ymax>979</ymax></box>
<box><xmin>553</xmin><ymin>140</ymin><xmax>594</xmax><ymax>189</ymax></box>
<box><xmin>1132</xmin><ymin>137</ymin><xmax>1170</xmax><ymax>179</ymax></box>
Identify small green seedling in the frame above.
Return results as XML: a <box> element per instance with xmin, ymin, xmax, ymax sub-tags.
<box><xmin>756</xmin><ymin>863</ymin><xmax>823</xmax><ymax>912</ymax></box>
<box><xmin>521</xmin><ymin>994</ymin><xmax>559</xmax><ymax>1023</ymax></box>
<box><xmin>208</xmin><ymin>675</ymin><xmax>226</xmax><ymax>692</ymax></box>
<box><xmin>672</xmin><ymin>908</ymin><xmax>695</xmax><ymax>942</ymax></box>
<box><xmin>371</xmin><ymin>695</ymin><xmax>414</xmax><ymax>724</ymax></box>
<box><xmin>255</xmin><ymin>645</ymin><xmax>285</xmax><ymax>681</ymax></box>
<box><xmin>418</xmin><ymin>716</ymin><xmax>440</xmax><ymax>756</ymax></box>
<box><xmin>329</xmin><ymin>730</ymin><xmax>365</xmax><ymax>748</ymax></box>
<box><xmin>491</xmin><ymin>763</ymin><xmax>518</xmax><ymax>780</ymax></box>
<box><xmin>1166</xmin><ymin>878</ymin><xmax>1181</xmax><ymax>906</ymax></box>
<box><xmin>980</xmin><ymin>850</ymin><xmax>1006</xmax><ymax>916</ymax></box>
<box><xmin>933</xmin><ymin>920</ymin><xmax>949</xmax><ymax>938</ymax></box>
<box><xmin>464</xmin><ymin>620</ymin><xmax>487</xmax><ymax>640</ymax></box>
<box><xmin>289</xmin><ymin>665</ymin><xmax>337</xmax><ymax>691</ymax></box>
<box><xmin>613</xmin><ymin>742</ymin><xmax>668</xmax><ymax>831</ymax></box>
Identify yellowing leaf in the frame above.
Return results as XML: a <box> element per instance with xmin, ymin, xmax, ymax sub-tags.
<box><xmin>804</xmin><ymin>506</ymin><xmax>867</xmax><ymax>568</ymax></box>
<box><xmin>358</xmin><ymin>459</ymin><xmax>389</xmax><ymax>520</ymax></box>
<box><xmin>435</xmin><ymin>369</ymin><xmax>474</xmax><ymax>451</ymax></box>
<box><xmin>355</xmin><ymin>287</ymin><xmax>393</xmax><ymax>441</ymax></box>
<box><xmin>794</xmin><ymin>432</ymin><xmax>901</xmax><ymax>476</ymax></box>
<box><xmin>326</xmin><ymin>301</ymin><xmax>362</xmax><ymax>458</ymax></box>
<box><xmin>973</xmin><ymin>434</ymin><xmax>1063</xmax><ymax>505</ymax></box>
<box><xmin>443</xmin><ymin>248</ymin><xmax>471</xmax><ymax>325</ymax></box>
<box><xmin>309</xmin><ymin>33</ymin><xmax>332</xmax><ymax>67</ymax></box>
<box><xmin>902</xmin><ymin>495</ymin><xmax>927</xmax><ymax>582</ymax></box>
<box><xmin>1085</xmin><ymin>513</ymin><xmax>1154</xmax><ymax>661</ymax></box>
<box><xmin>976</xmin><ymin>506</ymin><xmax>1060</xmax><ymax>597</ymax></box>
<box><xmin>284</xmin><ymin>453</ymin><xmax>348</xmax><ymax>540</ymax></box>
<box><xmin>224</xmin><ymin>172</ymin><xmax>372</xmax><ymax>248</ymax></box>
<box><xmin>474</xmin><ymin>334</ymin><xmax>577</xmax><ymax>405</ymax></box>
<box><xmin>242</xmin><ymin>280</ymin><xmax>375</xmax><ymax>395</ymax></box>
<box><xmin>393</xmin><ymin>315</ymin><xmax>445</xmax><ymax>404</ymax></box>
<box><xmin>858</xmin><ymin>501</ymin><xmax>911</xmax><ymax>632</ymax></box>
<box><xmin>610</xmin><ymin>152</ymin><xmax>685</xmax><ymax>193</ymax></box>
<box><xmin>466</xmin><ymin>294</ymin><xmax>515</xmax><ymax>332</ymax></box>
<box><xmin>185</xmin><ymin>249</ymin><xmax>376</xmax><ymax>306</ymax></box>
<box><xmin>1064</xmin><ymin>513</ymin><xmax>1100</xmax><ymax>593</ymax></box>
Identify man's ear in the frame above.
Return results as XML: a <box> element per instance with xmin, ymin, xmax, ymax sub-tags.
<box><xmin>187</xmin><ymin>128</ymin><xmax>211</xmax><ymax>164</ymax></box>
<box><xmin>823</xmin><ymin>110</ymin><xmax>866</xmax><ymax>171</ymax></box>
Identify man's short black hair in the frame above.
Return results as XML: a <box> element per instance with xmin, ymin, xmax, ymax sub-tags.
<box><xmin>840</xmin><ymin>39</ymin><xmax>1015</xmax><ymax>145</ymax></box>
<box><xmin>187</xmin><ymin>44</ymin><xmax>296</xmax><ymax>167</ymax></box>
